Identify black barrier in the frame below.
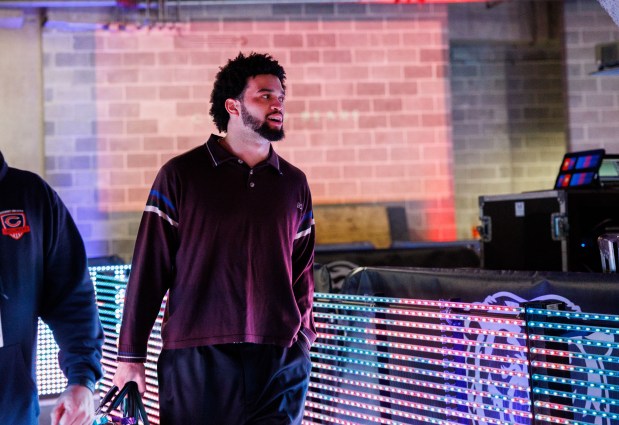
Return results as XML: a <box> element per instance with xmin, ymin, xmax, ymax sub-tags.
<box><xmin>342</xmin><ymin>267</ymin><xmax>619</xmax><ymax>315</ymax></box>
<box><xmin>315</xmin><ymin>242</ymin><xmax>480</xmax><ymax>292</ymax></box>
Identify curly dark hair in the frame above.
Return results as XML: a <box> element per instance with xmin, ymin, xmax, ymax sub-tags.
<box><xmin>209</xmin><ymin>52</ymin><xmax>286</xmax><ymax>133</ymax></box>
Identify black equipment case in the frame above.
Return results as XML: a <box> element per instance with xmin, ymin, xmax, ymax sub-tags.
<box><xmin>478</xmin><ymin>189</ymin><xmax>619</xmax><ymax>272</ymax></box>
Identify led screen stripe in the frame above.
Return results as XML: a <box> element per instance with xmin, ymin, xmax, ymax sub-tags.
<box><xmin>316</xmin><ymin>292</ymin><xmax>524</xmax><ymax>315</ymax></box>
<box><xmin>316</xmin><ymin>332</ymin><xmax>527</xmax><ymax>365</ymax></box>
<box><xmin>310</xmin><ymin>370</ymin><xmax>530</xmax><ymax>407</ymax></box>
<box><xmin>526</xmin><ymin>307</ymin><xmax>619</xmax><ymax>425</ymax></box>
<box><xmin>307</xmin><ymin>293</ymin><xmax>531</xmax><ymax>425</ymax></box>
<box><xmin>93</xmin><ymin>270</ymin><xmax>163</xmax><ymax>424</ymax></box>
<box><xmin>315</xmin><ymin>322</ymin><xmax>528</xmax><ymax>354</ymax></box>
<box><xmin>310</xmin><ymin>359</ymin><xmax>530</xmax><ymax>395</ymax></box>
<box><xmin>37</xmin><ymin>269</ymin><xmax>533</xmax><ymax>425</ymax></box>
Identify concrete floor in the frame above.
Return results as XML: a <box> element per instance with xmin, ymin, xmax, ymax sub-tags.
<box><xmin>38</xmin><ymin>398</ymin><xmax>54</xmax><ymax>425</ymax></box>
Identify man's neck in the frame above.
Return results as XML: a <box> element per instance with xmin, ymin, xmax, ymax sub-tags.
<box><xmin>220</xmin><ymin>131</ymin><xmax>271</xmax><ymax>168</ymax></box>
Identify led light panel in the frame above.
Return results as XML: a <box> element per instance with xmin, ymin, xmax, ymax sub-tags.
<box><xmin>36</xmin><ymin>319</ymin><xmax>68</xmax><ymax>397</ymax></box>
<box><xmin>307</xmin><ymin>293</ymin><xmax>531</xmax><ymax>425</ymax></box>
<box><xmin>35</xmin><ymin>266</ymin><xmax>619</xmax><ymax>425</ymax></box>
<box><xmin>526</xmin><ymin>307</ymin><xmax>619</xmax><ymax>425</ymax></box>
<box><xmin>94</xmin><ymin>272</ymin><xmax>163</xmax><ymax>424</ymax></box>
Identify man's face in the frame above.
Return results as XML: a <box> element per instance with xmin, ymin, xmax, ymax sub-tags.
<box><xmin>238</xmin><ymin>74</ymin><xmax>285</xmax><ymax>142</ymax></box>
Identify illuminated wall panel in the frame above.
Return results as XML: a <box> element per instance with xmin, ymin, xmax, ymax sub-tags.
<box><xmin>37</xmin><ymin>267</ymin><xmax>619</xmax><ymax>425</ymax></box>
<box><xmin>526</xmin><ymin>307</ymin><xmax>619</xmax><ymax>425</ymax></box>
<box><xmin>306</xmin><ymin>293</ymin><xmax>531</xmax><ymax>425</ymax></box>
<box><xmin>92</xmin><ymin>267</ymin><xmax>162</xmax><ymax>424</ymax></box>
<box><xmin>36</xmin><ymin>320</ymin><xmax>67</xmax><ymax>397</ymax></box>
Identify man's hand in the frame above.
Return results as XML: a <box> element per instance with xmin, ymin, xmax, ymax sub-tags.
<box><xmin>50</xmin><ymin>384</ymin><xmax>94</xmax><ymax>425</ymax></box>
<box><xmin>113</xmin><ymin>362</ymin><xmax>147</xmax><ymax>395</ymax></box>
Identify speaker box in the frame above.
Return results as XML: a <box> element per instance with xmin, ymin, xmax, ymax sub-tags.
<box><xmin>479</xmin><ymin>189</ymin><xmax>619</xmax><ymax>272</ymax></box>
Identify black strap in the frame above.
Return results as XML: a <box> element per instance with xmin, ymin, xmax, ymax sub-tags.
<box><xmin>96</xmin><ymin>382</ymin><xmax>150</xmax><ymax>425</ymax></box>
<box><xmin>95</xmin><ymin>385</ymin><xmax>118</xmax><ymax>415</ymax></box>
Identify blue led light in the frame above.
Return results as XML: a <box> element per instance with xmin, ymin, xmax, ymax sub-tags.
<box><xmin>535</xmin><ymin>399</ymin><xmax>619</xmax><ymax>420</ymax></box>
<box><xmin>526</xmin><ymin>308</ymin><xmax>619</xmax><ymax>323</ymax></box>
<box><xmin>530</xmin><ymin>333</ymin><xmax>619</xmax><ymax>351</ymax></box>
<box><xmin>528</xmin><ymin>320</ymin><xmax>619</xmax><ymax>336</ymax></box>
<box><xmin>532</xmin><ymin>373</ymin><xmax>619</xmax><ymax>392</ymax></box>
<box><xmin>535</xmin><ymin>413</ymin><xmax>594</xmax><ymax>425</ymax></box>
<box><xmin>530</xmin><ymin>346</ymin><xmax>619</xmax><ymax>365</ymax></box>
<box><xmin>533</xmin><ymin>387</ymin><xmax>618</xmax><ymax>406</ymax></box>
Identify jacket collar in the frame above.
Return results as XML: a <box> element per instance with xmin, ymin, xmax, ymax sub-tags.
<box><xmin>204</xmin><ymin>134</ymin><xmax>282</xmax><ymax>174</ymax></box>
<box><xmin>0</xmin><ymin>151</ymin><xmax>7</xmax><ymax>182</ymax></box>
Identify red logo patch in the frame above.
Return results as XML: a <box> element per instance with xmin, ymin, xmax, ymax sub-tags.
<box><xmin>0</xmin><ymin>210</ymin><xmax>31</xmax><ymax>240</ymax></box>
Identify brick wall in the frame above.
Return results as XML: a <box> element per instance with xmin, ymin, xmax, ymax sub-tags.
<box><xmin>0</xmin><ymin>9</ymin><xmax>44</xmax><ymax>174</ymax></box>
<box><xmin>450</xmin><ymin>42</ymin><xmax>567</xmax><ymax>239</ymax></box>
<box><xmin>564</xmin><ymin>0</ymin><xmax>619</xmax><ymax>152</ymax></box>
<box><xmin>450</xmin><ymin>0</ymin><xmax>619</xmax><ymax>240</ymax></box>
<box><xmin>43</xmin><ymin>3</ymin><xmax>456</xmax><ymax>259</ymax></box>
<box><xmin>38</xmin><ymin>1</ymin><xmax>616</xmax><ymax>259</ymax></box>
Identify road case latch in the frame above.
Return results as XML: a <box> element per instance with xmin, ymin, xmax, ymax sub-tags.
<box><xmin>551</xmin><ymin>213</ymin><xmax>568</xmax><ymax>241</ymax></box>
<box><xmin>478</xmin><ymin>216</ymin><xmax>492</xmax><ymax>242</ymax></box>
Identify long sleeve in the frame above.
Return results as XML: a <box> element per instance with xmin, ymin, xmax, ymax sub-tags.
<box><xmin>118</xmin><ymin>143</ymin><xmax>316</xmax><ymax>353</ymax></box>
<box><xmin>117</xmin><ymin>165</ymin><xmax>179</xmax><ymax>362</ymax></box>
<box><xmin>39</xmin><ymin>190</ymin><xmax>104</xmax><ymax>391</ymax></box>
<box><xmin>292</xmin><ymin>184</ymin><xmax>316</xmax><ymax>345</ymax></box>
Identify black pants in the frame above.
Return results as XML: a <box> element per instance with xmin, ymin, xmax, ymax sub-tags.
<box><xmin>157</xmin><ymin>341</ymin><xmax>312</xmax><ymax>424</ymax></box>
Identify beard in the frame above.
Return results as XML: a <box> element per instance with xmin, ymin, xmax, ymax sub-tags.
<box><xmin>240</xmin><ymin>102</ymin><xmax>285</xmax><ymax>142</ymax></box>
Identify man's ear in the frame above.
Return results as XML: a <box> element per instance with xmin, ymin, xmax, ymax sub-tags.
<box><xmin>225</xmin><ymin>98</ymin><xmax>240</xmax><ymax>116</ymax></box>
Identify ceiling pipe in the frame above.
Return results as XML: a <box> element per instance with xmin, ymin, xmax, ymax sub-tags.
<box><xmin>0</xmin><ymin>0</ymin><xmax>488</xmax><ymax>7</ymax></box>
<box><xmin>0</xmin><ymin>1</ymin><xmax>116</xmax><ymax>7</ymax></box>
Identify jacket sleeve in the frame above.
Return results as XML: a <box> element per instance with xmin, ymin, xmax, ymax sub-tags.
<box><xmin>39</xmin><ymin>188</ymin><xmax>104</xmax><ymax>392</ymax></box>
<box><xmin>292</xmin><ymin>181</ymin><xmax>316</xmax><ymax>345</ymax></box>
<box><xmin>118</xmin><ymin>164</ymin><xmax>179</xmax><ymax>362</ymax></box>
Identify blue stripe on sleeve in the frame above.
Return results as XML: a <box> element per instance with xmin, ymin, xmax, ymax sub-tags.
<box><xmin>149</xmin><ymin>190</ymin><xmax>176</xmax><ymax>212</ymax></box>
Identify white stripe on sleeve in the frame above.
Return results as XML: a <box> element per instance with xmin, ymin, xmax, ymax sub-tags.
<box><xmin>144</xmin><ymin>205</ymin><xmax>179</xmax><ymax>227</ymax></box>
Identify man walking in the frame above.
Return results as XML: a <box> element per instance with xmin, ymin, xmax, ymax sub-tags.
<box><xmin>113</xmin><ymin>52</ymin><xmax>315</xmax><ymax>424</ymax></box>
<box><xmin>0</xmin><ymin>150</ymin><xmax>104</xmax><ymax>425</ymax></box>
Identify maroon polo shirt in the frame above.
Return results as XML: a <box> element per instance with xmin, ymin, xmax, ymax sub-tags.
<box><xmin>118</xmin><ymin>135</ymin><xmax>315</xmax><ymax>362</ymax></box>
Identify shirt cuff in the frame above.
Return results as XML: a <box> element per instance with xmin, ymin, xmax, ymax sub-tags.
<box><xmin>67</xmin><ymin>378</ymin><xmax>96</xmax><ymax>393</ymax></box>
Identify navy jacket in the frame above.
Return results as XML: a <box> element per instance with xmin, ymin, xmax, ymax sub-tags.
<box><xmin>0</xmin><ymin>151</ymin><xmax>103</xmax><ymax>424</ymax></box>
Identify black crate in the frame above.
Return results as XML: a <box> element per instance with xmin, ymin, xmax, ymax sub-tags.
<box><xmin>479</xmin><ymin>189</ymin><xmax>619</xmax><ymax>272</ymax></box>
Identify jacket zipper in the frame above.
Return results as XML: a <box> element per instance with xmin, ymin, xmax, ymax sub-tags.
<box><xmin>0</xmin><ymin>275</ymin><xmax>7</xmax><ymax>347</ymax></box>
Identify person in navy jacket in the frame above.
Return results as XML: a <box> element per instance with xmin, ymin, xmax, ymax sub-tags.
<box><xmin>0</xmin><ymin>151</ymin><xmax>104</xmax><ymax>425</ymax></box>
<box><xmin>113</xmin><ymin>52</ymin><xmax>316</xmax><ymax>424</ymax></box>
